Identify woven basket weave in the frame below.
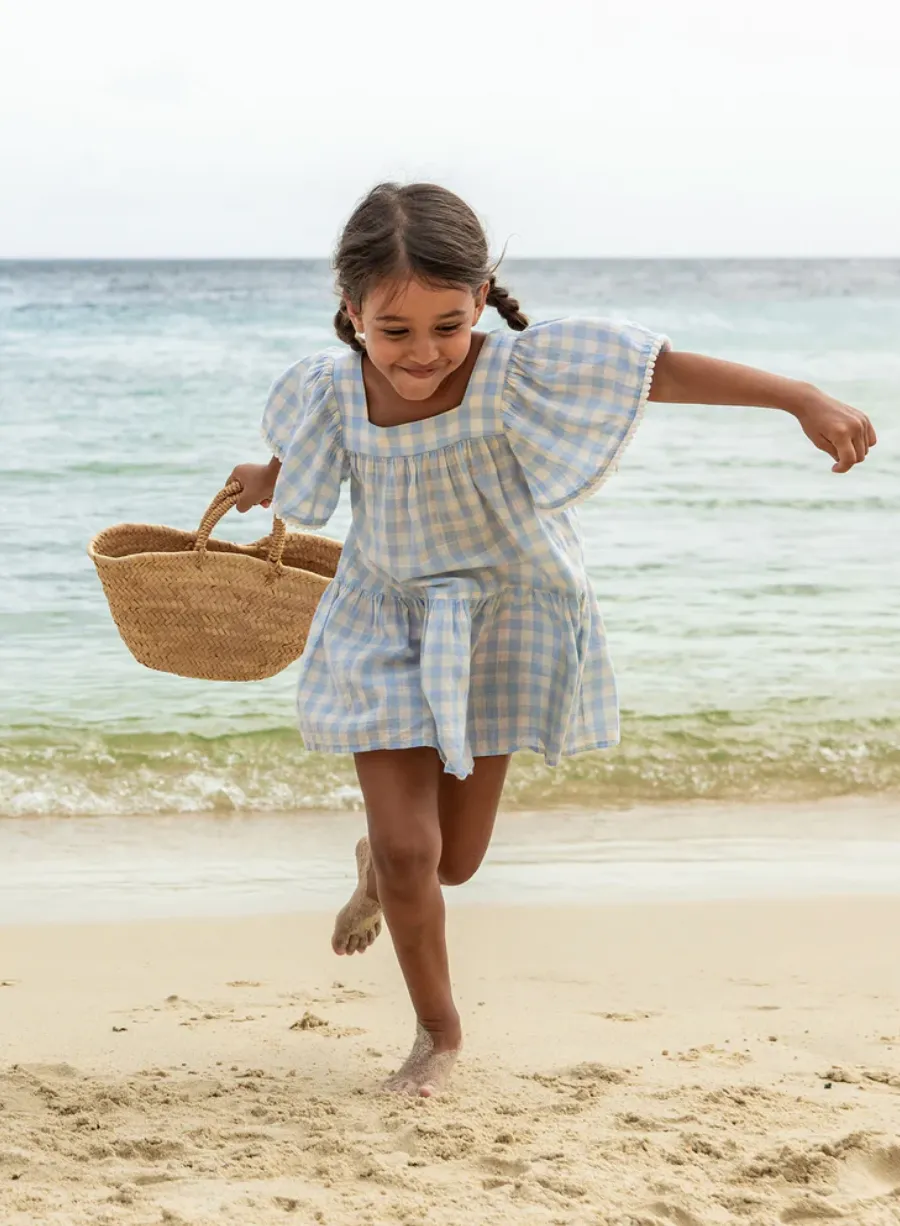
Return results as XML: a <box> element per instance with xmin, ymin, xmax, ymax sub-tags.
<box><xmin>88</xmin><ymin>483</ymin><xmax>342</xmax><ymax>681</ymax></box>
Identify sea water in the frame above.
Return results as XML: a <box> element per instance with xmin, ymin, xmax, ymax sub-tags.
<box><xmin>2</xmin><ymin>259</ymin><xmax>899</xmax><ymax>819</ymax></box>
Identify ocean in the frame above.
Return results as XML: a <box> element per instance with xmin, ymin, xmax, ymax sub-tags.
<box><xmin>2</xmin><ymin>259</ymin><xmax>898</xmax><ymax>821</ymax></box>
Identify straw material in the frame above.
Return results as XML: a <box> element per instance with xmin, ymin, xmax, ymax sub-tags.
<box><xmin>88</xmin><ymin>483</ymin><xmax>342</xmax><ymax>681</ymax></box>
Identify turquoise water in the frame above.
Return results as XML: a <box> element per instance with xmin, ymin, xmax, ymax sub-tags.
<box><xmin>1</xmin><ymin>259</ymin><xmax>898</xmax><ymax>816</ymax></box>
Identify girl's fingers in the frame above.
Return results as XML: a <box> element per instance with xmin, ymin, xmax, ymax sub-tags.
<box><xmin>261</xmin><ymin>499</ymin><xmax>272</xmax><ymax>508</ymax></box>
<box><xmin>821</xmin><ymin>428</ymin><xmax>853</xmax><ymax>473</ymax></box>
<box><xmin>852</xmin><ymin>410</ymin><xmax>876</xmax><ymax>454</ymax></box>
<box><xmin>818</xmin><ymin>434</ymin><xmax>840</xmax><ymax>463</ymax></box>
<box><xmin>832</xmin><ymin>434</ymin><xmax>857</xmax><ymax>472</ymax></box>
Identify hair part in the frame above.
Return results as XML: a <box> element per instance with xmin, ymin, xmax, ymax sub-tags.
<box><xmin>332</xmin><ymin>183</ymin><xmax>528</xmax><ymax>351</ymax></box>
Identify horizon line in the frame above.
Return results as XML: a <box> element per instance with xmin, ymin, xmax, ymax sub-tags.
<box><xmin>2</xmin><ymin>253</ymin><xmax>900</xmax><ymax>264</ymax></box>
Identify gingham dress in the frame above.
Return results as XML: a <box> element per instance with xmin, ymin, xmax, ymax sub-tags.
<box><xmin>264</xmin><ymin>317</ymin><xmax>668</xmax><ymax>779</ymax></box>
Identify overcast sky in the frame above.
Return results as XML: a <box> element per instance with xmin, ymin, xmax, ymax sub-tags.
<box><xmin>1</xmin><ymin>0</ymin><xmax>898</xmax><ymax>258</ymax></box>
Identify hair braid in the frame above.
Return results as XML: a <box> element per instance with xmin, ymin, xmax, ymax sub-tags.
<box><xmin>486</xmin><ymin>276</ymin><xmax>529</xmax><ymax>332</ymax></box>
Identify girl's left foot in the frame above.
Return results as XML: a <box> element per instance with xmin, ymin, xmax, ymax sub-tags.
<box><xmin>383</xmin><ymin>1023</ymin><xmax>462</xmax><ymax>1097</ymax></box>
<box><xmin>332</xmin><ymin>837</ymin><xmax>382</xmax><ymax>955</ymax></box>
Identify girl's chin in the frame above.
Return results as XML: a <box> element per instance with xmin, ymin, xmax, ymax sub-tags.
<box><xmin>391</xmin><ymin>374</ymin><xmax>443</xmax><ymax>400</ymax></box>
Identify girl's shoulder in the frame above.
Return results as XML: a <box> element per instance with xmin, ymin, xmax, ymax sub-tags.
<box><xmin>269</xmin><ymin>347</ymin><xmax>340</xmax><ymax>398</ymax></box>
<box><xmin>262</xmin><ymin>348</ymin><xmax>344</xmax><ymax>462</ymax></box>
<box><xmin>501</xmin><ymin>316</ymin><xmax>669</xmax><ymax>512</ymax></box>
<box><xmin>506</xmin><ymin>316</ymin><xmax>666</xmax><ymax>380</ymax></box>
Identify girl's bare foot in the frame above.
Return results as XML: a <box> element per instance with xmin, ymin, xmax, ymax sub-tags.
<box><xmin>383</xmin><ymin>1023</ymin><xmax>461</xmax><ymax>1097</ymax></box>
<box><xmin>332</xmin><ymin>837</ymin><xmax>382</xmax><ymax>955</ymax></box>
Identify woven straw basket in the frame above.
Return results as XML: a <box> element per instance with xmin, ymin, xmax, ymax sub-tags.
<box><xmin>88</xmin><ymin>483</ymin><xmax>342</xmax><ymax>681</ymax></box>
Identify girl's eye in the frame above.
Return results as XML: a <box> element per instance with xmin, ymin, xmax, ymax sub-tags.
<box><xmin>380</xmin><ymin>324</ymin><xmax>462</xmax><ymax>339</ymax></box>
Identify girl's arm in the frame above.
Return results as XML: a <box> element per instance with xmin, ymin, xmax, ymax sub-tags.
<box><xmin>649</xmin><ymin>350</ymin><xmax>877</xmax><ymax>473</ymax></box>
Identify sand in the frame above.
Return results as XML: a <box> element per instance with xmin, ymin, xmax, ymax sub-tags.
<box><xmin>1</xmin><ymin>897</ymin><xmax>899</xmax><ymax>1225</ymax></box>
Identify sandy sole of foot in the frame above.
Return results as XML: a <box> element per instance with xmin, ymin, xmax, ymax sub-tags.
<box><xmin>331</xmin><ymin>837</ymin><xmax>383</xmax><ymax>957</ymax></box>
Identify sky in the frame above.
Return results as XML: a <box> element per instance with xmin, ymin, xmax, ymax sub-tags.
<box><xmin>1</xmin><ymin>0</ymin><xmax>898</xmax><ymax>258</ymax></box>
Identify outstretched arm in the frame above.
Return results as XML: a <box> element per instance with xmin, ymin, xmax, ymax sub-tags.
<box><xmin>649</xmin><ymin>349</ymin><xmax>877</xmax><ymax>473</ymax></box>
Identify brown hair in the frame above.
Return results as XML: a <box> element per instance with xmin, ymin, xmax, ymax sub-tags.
<box><xmin>333</xmin><ymin>182</ymin><xmax>528</xmax><ymax>352</ymax></box>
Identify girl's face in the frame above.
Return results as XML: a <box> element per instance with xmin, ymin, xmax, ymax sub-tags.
<box><xmin>346</xmin><ymin>277</ymin><xmax>488</xmax><ymax>402</ymax></box>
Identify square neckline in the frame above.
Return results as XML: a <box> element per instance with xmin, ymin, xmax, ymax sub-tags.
<box><xmin>355</xmin><ymin>330</ymin><xmax>499</xmax><ymax>433</ymax></box>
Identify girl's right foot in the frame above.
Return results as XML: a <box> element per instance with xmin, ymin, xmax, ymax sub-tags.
<box><xmin>332</xmin><ymin>837</ymin><xmax>383</xmax><ymax>955</ymax></box>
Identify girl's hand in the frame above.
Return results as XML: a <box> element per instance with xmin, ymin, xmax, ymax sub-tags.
<box><xmin>226</xmin><ymin>461</ymin><xmax>279</xmax><ymax>512</ymax></box>
<box><xmin>792</xmin><ymin>391</ymin><xmax>877</xmax><ymax>473</ymax></box>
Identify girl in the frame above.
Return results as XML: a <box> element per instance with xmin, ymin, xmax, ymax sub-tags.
<box><xmin>229</xmin><ymin>183</ymin><xmax>875</xmax><ymax>1098</ymax></box>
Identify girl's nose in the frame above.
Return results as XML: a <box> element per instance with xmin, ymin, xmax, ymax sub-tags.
<box><xmin>407</xmin><ymin>334</ymin><xmax>441</xmax><ymax>365</ymax></box>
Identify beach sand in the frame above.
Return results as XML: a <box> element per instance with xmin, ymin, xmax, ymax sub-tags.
<box><xmin>1</xmin><ymin>897</ymin><xmax>899</xmax><ymax>1225</ymax></box>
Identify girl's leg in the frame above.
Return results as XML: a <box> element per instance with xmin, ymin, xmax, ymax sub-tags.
<box><xmin>333</xmin><ymin>749</ymin><xmax>511</xmax><ymax>1095</ymax></box>
<box><xmin>332</xmin><ymin>752</ymin><xmax>510</xmax><ymax>953</ymax></box>
<box><xmin>436</xmin><ymin>753</ymin><xmax>510</xmax><ymax>885</ymax></box>
<box><xmin>353</xmin><ymin>747</ymin><xmax>456</xmax><ymax>1095</ymax></box>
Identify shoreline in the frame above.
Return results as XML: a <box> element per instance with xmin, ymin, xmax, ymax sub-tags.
<box><xmin>2</xmin><ymin>895</ymin><xmax>899</xmax><ymax>1224</ymax></box>
<box><xmin>2</xmin><ymin>794</ymin><xmax>899</xmax><ymax>927</ymax></box>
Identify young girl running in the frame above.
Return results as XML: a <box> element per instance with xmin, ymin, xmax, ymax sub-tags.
<box><xmin>229</xmin><ymin>183</ymin><xmax>875</xmax><ymax>1097</ymax></box>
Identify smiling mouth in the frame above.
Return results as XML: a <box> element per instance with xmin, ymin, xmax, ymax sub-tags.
<box><xmin>400</xmin><ymin>366</ymin><xmax>440</xmax><ymax>378</ymax></box>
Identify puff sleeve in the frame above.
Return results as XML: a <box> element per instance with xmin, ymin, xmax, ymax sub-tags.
<box><xmin>261</xmin><ymin>352</ymin><xmax>350</xmax><ymax>529</ymax></box>
<box><xmin>503</xmin><ymin>317</ymin><xmax>668</xmax><ymax>511</ymax></box>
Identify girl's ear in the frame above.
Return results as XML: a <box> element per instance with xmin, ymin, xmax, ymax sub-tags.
<box><xmin>345</xmin><ymin>299</ymin><xmax>364</xmax><ymax>333</ymax></box>
<box><xmin>472</xmin><ymin>281</ymin><xmax>490</xmax><ymax>324</ymax></box>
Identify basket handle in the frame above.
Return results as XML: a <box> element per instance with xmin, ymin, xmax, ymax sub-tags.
<box><xmin>193</xmin><ymin>483</ymin><xmax>287</xmax><ymax>567</ymax></box>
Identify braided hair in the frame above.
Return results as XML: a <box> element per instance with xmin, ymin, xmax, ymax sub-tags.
<box><xmin>334</xmin><ymin>300</ymin><xmax>360</xmax><ymax>351</ymax></box>
<box><xmin>333</xmin><ymin>183</ymin><xmax>528</xmax><ymax>349</ymax></box>
<box><xmin>485</xmin><ymin>274</ymin><xmax>528</xmax><ymax>332</ymax></box>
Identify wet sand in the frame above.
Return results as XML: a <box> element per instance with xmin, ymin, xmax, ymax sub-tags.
<box><xmin>3</xmin><ymin>795</ymin><xmax>899</xmax><ymax>925</ymax></box>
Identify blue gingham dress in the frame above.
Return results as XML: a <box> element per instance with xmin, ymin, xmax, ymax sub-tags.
<box><xmin>263</xmin><ymin>318</ymin><xmax>667</xmax><ymax>779</ymax></box>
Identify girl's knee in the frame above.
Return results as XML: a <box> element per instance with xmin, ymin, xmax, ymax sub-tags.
<box><xmin>370</xmin><ymin>831</ymin><xmax>440</xmax><ymax>887</ymax></box>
